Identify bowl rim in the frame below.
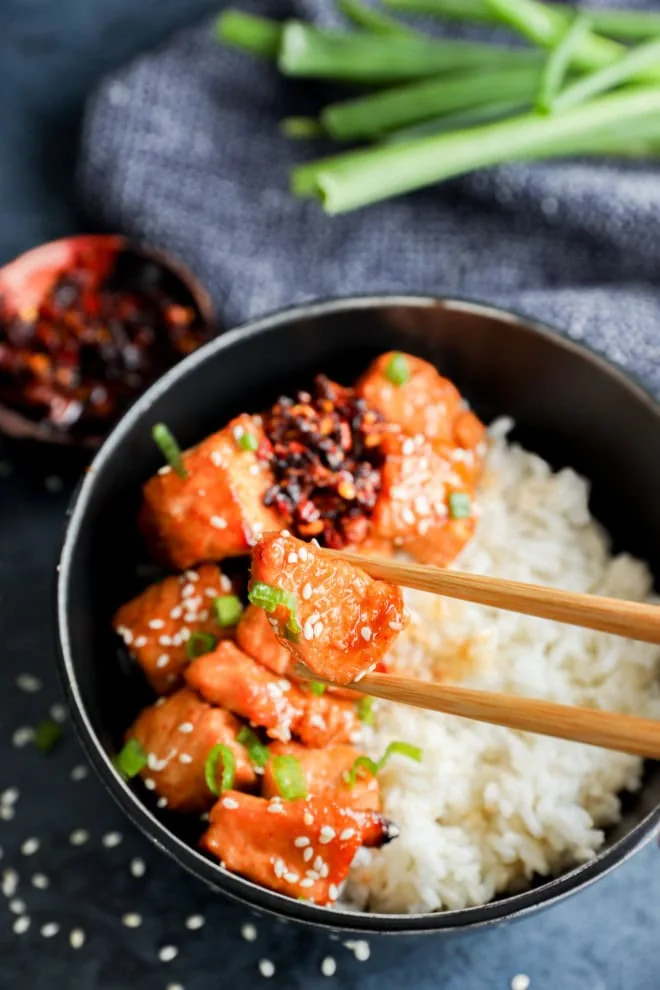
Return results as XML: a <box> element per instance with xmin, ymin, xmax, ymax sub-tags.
<box><xmin>56</xmin><ymin>293</ymin><xmax>660</xmax><ymax>934</ymax></box>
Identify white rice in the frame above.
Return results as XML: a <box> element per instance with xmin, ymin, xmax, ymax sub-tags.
<box><xmin>345</xmin><ymin>418</ymin><xmax>660</xmax><ymax>914</ymax></box>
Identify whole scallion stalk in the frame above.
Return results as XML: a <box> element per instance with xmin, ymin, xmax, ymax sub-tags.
<box><xmin>552</xmin><ymin>36</ymin><xmax>660</xmax><ymax>113</ymax></box>
<box><xmin>215</xmin><ymin>10</ymin><xmax>282</xmax><ymax>58</ymax></box>
<box><xmin>384</xmin><ymin>0</ymin><xmax>660</xmax><ymax>43</ymax></box>
<box><xmin>381</xmin><ymin>99</ymin><xmax>530</xmax><ymax>143</ymax></box>
<box><xmin>338</xmin><ymin>0</ymin><xmax>420</xmax><ymax>36</ymax></box>
<box><xmin>292</xmin><ymin>85</ymin><xmax>660</xmax><ymax>213</ymax></box>
<box><xmin>321</xmin><ymin>63</ymin><xmax>542</xmax><ymax>140</ymax></box>
<box><xmin>536</xmin><ymin>14</ymin><xmax>590</xmax><ymax>113</ymax></box>
<box><xmin>278</xmin><ymin>20</ymin><xmax>543</xmax><ymax>83</ymax></box>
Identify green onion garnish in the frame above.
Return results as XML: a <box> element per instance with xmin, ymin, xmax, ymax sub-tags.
<box><xmin>384</xmin><ymin>353</ymin><xmax>410</xmax><ymax>386</ymax></box>
<box><xmin>309</xmin><ymin>681</ymin><xmax>327</xmax><ymax>696</ymax></box>
<box><xmin>152</xmin><ymin>423</ymin><xmax>187</xmax><ymax>479</ymax></box>
<box><xmin>185</xmin><ymin>631</ymin><xmax>218</xmax><ymax>660</ymax></box>
<box><xmin>236</xmin><ymin>430</ymin><xmax>259</xmax><ymax>452</ymax></box>
<box><xmin>205</xmin><ymin>743</ymin><xmax>236</xmax><ymax>797</ymax></box>
<box><xmin>237</xmin><ymin>726</ymin><xmax>270</xmax><ymax>768</ymax></box>
<box><xmin>448</xmin><ymin>492</ymin><xmax>472</xmax><ymax>519</ymax></box>
<box><xmin>346</xmin><ymin>740</ymin><xmax>422</xmax><ymax>787</ymax></box>
<box><xmin>356</xmin><ymin>695</ymin><xmax>375</xmax><ymax>725</ymax></box>
<box><xmin>113</xmin><ymin>738</ymin><xmax>147</xmax><ymax>778</ymax></box>
<box><xmin>248</xmin><ymin>582</ymin><xmax>301</xmax><ymax>639</ymax></box>
<box><xmin>271</xmin><ymin>754</ymin><xmax>308</xmax><ymax>800</ymax></box>
<box><xmin>213</xmin><ymin>595</ymin><xmax>244</xmax><ymax>627</ymax></box>
<box><xmin>34</xmin><ymin>719</ymin><xmax>63</xmax><ymax>754</ymax></box>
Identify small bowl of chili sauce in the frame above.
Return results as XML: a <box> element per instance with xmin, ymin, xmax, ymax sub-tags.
<box><xmin>0</xmin><ymin>235</ymin><xmax>215</xmax><ymax>448</ymax></box>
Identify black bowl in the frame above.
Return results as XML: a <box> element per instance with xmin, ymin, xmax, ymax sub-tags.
<box><xmin>56</xmin><ymin>296</ymin><xmax>660</xmax><ymax>935</ymax></box>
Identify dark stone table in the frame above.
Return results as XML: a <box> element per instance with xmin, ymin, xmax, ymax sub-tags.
<box><xmin>0</xmin><ymin>3</ymin><xmax>659</xmax><ymax>988</ymax></box>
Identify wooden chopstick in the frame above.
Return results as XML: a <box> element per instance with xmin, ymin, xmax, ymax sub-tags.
<box><xmin>295</xmin><ymin>665</ymin><xmax>660</xmax><ymax>760</ymax></box>
<box><xmin>323</xmin><ymin>548</ymin><xmax>660</xmax><ymax>646</ymax></box>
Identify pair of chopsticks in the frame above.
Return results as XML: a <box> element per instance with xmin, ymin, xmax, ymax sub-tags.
<box><xmin>300</xmin><ymin>549</ymin><xmax>660</xmax><ymax>760</ymax></box>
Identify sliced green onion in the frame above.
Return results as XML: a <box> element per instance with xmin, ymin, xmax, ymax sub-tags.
<box><xmin>205</xmin><ymin>743</ymin><xmax>236</xmax><ymax>797</ymax></box>
<box><xmin>235</xmin><ymin>428</ymin><xmax>259</xmax><ymax>452</ymax></box>
<box><xmin>237</xmin><ymin>726</ymin><xmax>270</xmax><ymax>768</ymax></box>
<box><xmin>152</xmin><ymin>423</ymin><xmax>187</xmax><ymax>479</ymax></box>
<box><xmin>356</xmin><ymin>695</ymin><xmax>375</xmax><ymax>725</ymax></box>
<box><xmin>185</xmin><ymin>631</ymin><xmax>218</xmax><ymax>660</ymax></box>
<box><xmin>34</xmin><ymin>719</ymin><xmax>63</xmax><ymax>754</ymax></box>
<box><xmin>213</xmin><ymin>594</ymin><xmax>244</xmax><ymax>627</ymax></box>
<box><xmin>271</xmin><ymin>754</ymin><xmax>308</xmax><ymax>800</ymax></box>
<box><xmin>448</xmin><ymin>492</ymin><xmax>472</xmax><ymax>519</ymax></box>
<box><xmin>346</xmin><ymin>740</ymin><xmax>422</xmax><ymax>786</ymax></box>
<box><xmin>384</xmin><ymin>353</ymin><xmax>410</xmax><ymax>386</ymax></box>
<box><xmin>113</xmin><ymin>738</ymin><xmax>147</xmax><ymax>778</ymax></box>
<box><xmin>536</xmin><ymin>14</ymin><xmax>590</xmax><ymax>114</ymax></box>
<box><xmin>309</xmin><ymin>681</ymin><xmax>327</xmax><ymax>696</ymax></box>
<box><xmin>248</xmin><ymin>582</ymin><xmax>301</xmax><ymax>638</ymax></box>
<box><xmin>215</xmin><ymin>10</ymin><xmax>283</xmax><ymax>59</ymax></box>
<box><xmin>552</xmin><ymin>37</ymin><xmax>660</xmax><ymax>114</ymax></box>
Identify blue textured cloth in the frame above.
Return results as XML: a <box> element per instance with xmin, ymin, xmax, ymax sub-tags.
<box><xmin>78</xmin><ymin>2</ymin><xmax>660</xmax><ymax>396</ymax></box>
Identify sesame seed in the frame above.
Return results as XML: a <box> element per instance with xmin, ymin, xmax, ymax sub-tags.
<box><xmin>283</xmin><ymin>871</ymin><xmax>299</xmax><ymax>884</ymax></box>
<box><xmin>31</xmin><ymin>873</ymin><xmax>49</xmax><ymax>889</ymax></box>
<box><xmin>102</xmin><ymin>831</ymin><xmax>122</xmax><ymax>848</ymax></box>
<box><xmin>71</xmin><ymin>764</ymin><xmax>88</xmax><ymax>781</ymax></box>
<box><xmin>303</xmin><ymin>622</ymin><xmax>314</xmax><ymax>641</ymax></box>
<box><xmin>158</xmin><ymin>465</ymin><xmax>172</xmax><ymax>475</ymax></box>
<box><xmin>41</xmin><ymin>922</ymin><xmax>59</xmax><ymax>938</ymax></box>
<box><xmin>299</xmin><ymin>878</ymin><xmax>314</xmax><ymax>889</ymax></box>
<box><xmin>157</xmin><ymin>797</ymin><xmax>168</xmax><ymax>809</ymax></box>
<box><xmin>185</xmin><ymin>914</ymin><xmax>205</xmax><ymax>930</ymax></box>
<box><xmin>21</xmin><ymin>838</ymin><xmax>39</xmax><ymax>856</ymax></box>
<box><xmin>308</xmin><ymin>612</ymin><xmax>320</xmax><ymax>626</ymax></box>
<box><xmin>13</xmin><ymin>916</ymin><xmax>30</xmax><ymax>935</ymax></box>
<box><xmin>302</xmin><ymin>583</ymin><xmax>313</xmax><ymax>600</ymax></box>
<box><xmin>321</xmin><ymin>956</ymin><xmax>337</xmax><ymax>977</ymax></box>
<box><xmin>313</xmin><ymin>855</ymin><xmax>324</xmax><ymax>872</ymax></box>
<box><xmin>319</xmin><ymin>863</ymin><xmax>329</xmax><ymax>879</ymax></box>
<box><xmin>360</xmin><ymin>626</ymin><xmax>372</xmax><ymax>642</ymax></box>
<box><xmin>319</xmin><ymin>826</ymin><xmax>335</xmax><ymax>844</ymax></box>
<box><xmin>402</xmin><ymin>507</ymin><xmax>416</xmax><ymax>526</ymax></box>
<box><xmin>45</xmin><ymin>475</ymin><xmax>63</xmax><ymax>493</ymax></box>
<box><xmin>303</xmin><ymin>811</ymin><xmax>314</xmax><ymax>826</ymax></box>
<box><xmin>258</xmin><ymin>959</ymin><xmax>275</xmax><ymax>978</ymax></box>
<box><xmin>167</xmin><ymin>985</ymin><xmax>185</xmax><ymax>990</ymax></box>
<box><xmin>221</xmin><ymin>797</ymin><xmax>239</xmax><ymax>810</ymax></box>
<box><xmin>156</xmin><ymin>655</ymin><xmax>170</xmax><ymax>669</ymax></box>
<box><xmin>178</xmin><ymin>753</ymin><xmax>193</xmax><ymax>765</ymax></box>
<box><xmin>170</xmin><ymin>606</ymin><xmax>183</xmax><ymax>619</ymax></box>
<box><xmin>287</xmin><ymin>552</ymin><xmax>298</xmax><ymax>564</ymax></box>
<box><xmin>0</xmin><ymin>807</ymin><xmax>14</xmax><ymax>822</ymax></box>
<box><xmin>16</xmin><ymin>674</ymin><xmax>41</xmax><ymax>693</ymax></box>
<box><xmin>388</xmin><ymin>621</ymin><xmax>403</xmax><ymax>631</ymax></box>
<box><xmin>13</xmin><ymin>727</ymin><xmax>34</xmax><ymax>748</ymax></box>
<box><xmin>314</xmin><ymin>621</ymin><xmax>324</xmax><ymax>639</ymax></box>
<box><xmin>241</xmin><ymin>921</ymin><xmax>258</xmax><ymax>941</ymax></box>
<box><xmin>281</xmin><ymin>530</ymin><xmax>291</xmax><ymax>537</ymax></box>
<box><xmin>144</xmin><ymin>778</ymin><xmax>156</xmax><ymax>790</ymax></box>
<box><xmin>2</xmin><ymin>787</ymin><xmax>19</xmax><ymax>806</ymax></box>
<box><xmin>328</xmin><ymin>884</ymin><xmax>339</xmax><ymax>901</ymax></box>
<box><xmin>134</xmin><ymin>635</ymin><xmax>148</xmax><ymax>648</ymax></box>
<box><xmin>49</xmin><ymin>703</ymin><xmax>67</xmax><ymax>724</ymax></box>
<box><xmin>159</xmin><ymin>635</ymin><xmax>172</xmax><ymax>646</ymax></box>
<box><xmin>69</xmin><ymin>927</ymin><xmax>86</xmax><ymax>949</ymax></box>
<box><xmin>122</xmin><ymin>913</ymin><xmax>142</xmax><ymax>928</ymax></box>
<box><xmin>339</xmin><ymin>828</ymin><xmax>356</xmax><ymax>840</ymax></box>
<box><xmin>179</xmin><ymin>627</ymin><xmax>191</xmax><ymax>642</ymax></box>
<box><xmin>273</xmin><ymin>858</ymin><xmax>286</xmax><ymax>879</ymax></box>
<box><xmin>511</xmin><ymin>977</ymin><xmax>531</xmax><ymax>990</ymax></box>
<box><xmin>69</xmin><ymin>829</ymin><xmax>89</xmax><ymax>846</ymax></box>
<box><xmin>299</xmin><ymin>547</ymin><xmax>308</xmax><ymax>561</ymax></box>
<box><xmin>130</xmin><ymin>858</ymin><xmax>146</xmax><ymax>878</ymax></box>
<box><xmin>302</xmin><ymin>847</ymin><xmax>314</xmax><ymax>862</ymax></box>
<box><xmin>148</xmin><ymin>619</ymin><xmax>165</xmax><ymax>629</ymax></box>
<box><xmin>2</xmin><ymin>869</ymin><xmax>19</xmax><ymax>897</ymax></box>
<box><xmin>159</xmin><ymin>945</ymin><xmax>178</xmax><ymax>962</ymax></box>
<box><xmin>210</xmin><ymin>516</ymin><xmax>227</xmax><ymax>530</ymax></box>
<box><xmin>344</xmin><ymin>940</ymin><xmax>370</xmax><ymax>961</ymax></box>
<box><xmin>9</xmin><ymin>898</ymin><xmax>26</xmax><ymax>915</ymax></box>
<box><xmin>294</xmin><ymin>836</ymin><xmax>310</xmax><ymax>848</ymax></box>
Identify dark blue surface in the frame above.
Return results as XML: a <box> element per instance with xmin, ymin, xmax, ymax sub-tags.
<box><xmin>1</xmin><ymin>3</ymin><xmax>660</xmax><ymax>989</ymax></box>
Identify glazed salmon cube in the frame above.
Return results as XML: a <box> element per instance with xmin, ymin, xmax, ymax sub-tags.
<box><xmin>140</xmin><ymin>414</ymin><xmax>281</xmax><ymax>570</ymax></box>
<box><xmin>250</xmin><ymin>533</ymin><xmax>407</xmax><ymax>685</ymax></box>
<box><xmin>262</xmin><ymin>742</ymin><xmax>380</xmax><ymax>812</ymax></box>
<box><xmin>113</xmin><ymin>563</ymin><xmax>234</xmax><ymax>694</ymax></box>
<box><xmin>200</xmin><ymin>791</ymin><xmax>398</xmax><ymax>905</ymax></box>
<box><xmin>294</xmin><ymin>691</ymin><xmax>360</xmax><ymax>748</ymax></box>
<box><xmin>372</xmin><ymin>433</ymin><xmax>477</xmax><ymax>568</ymax></box>
<box><xmin>357</xmin><ymin>352</ymin><xmax>462</xmax><ymax>446</ymax></box>
<box><xmin>129</xmin><ymin>688</ymin><xmax>256</xmax><ymax>813</ymax></box>
<box><xmin>185</xmin><ymin>641</ymin><xmax>304</xmax><ymax>742</ymax></box>
<box><xmin>236</xmin><ymin>604</ymin><xmax>292</xmax><ymax>677</ymax></box>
